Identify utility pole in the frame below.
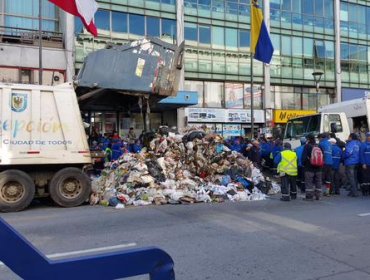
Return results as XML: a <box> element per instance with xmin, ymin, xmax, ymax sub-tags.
<box><xmin>38</xmin><ymin>0</ymin><xmax>43</xmax><ymax>84</ymax></box>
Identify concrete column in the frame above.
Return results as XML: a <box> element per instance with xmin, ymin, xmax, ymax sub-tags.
<box><xmin>334</xmin><ymin>0</ymin><xmax>341</xmax><ymax>102</ymax></box>
<box><xmin>176</xmin><ymin>0</ymin><xmax>185</xmax><ymax>90</ymax></box>
<box><xmin>263</xmin><ymin>0</ymin><xmax>272</xmax><ymax>117</ymax></box>
<box><xmin>63</xmin><ymin>12</ymin><xmax>75</xmax><ymax>82</ymax></box>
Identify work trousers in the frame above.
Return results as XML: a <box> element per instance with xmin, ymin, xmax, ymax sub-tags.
<box><xmin>281</xmin><ymin>175</ymin><xmax>297</xmax><ymax>200</ymax></box>
<box><xmin>345</xmin><ymin>165</ymin><xmax>358</xmax><ymax>196</ymax></box>
<box><xmin>332</xmin><ymin>168</ymin><xmax>341</xmax><ymax>194</ymax></box>
<box><xmin>297</xmin><ymin>166</ymin><xmax>305</xmax><ymax>193</ymax></box>
<box><xmin>359</xmin><ymin>165</ymin><xmax>370</xmax><ymax>196</ymax></box>
<box><xmin>322</xmin><ymin>165</ymin><xmax>333</xmax><ymax>194</ymax></box>
<box><xmin>305</xmin><ymin>170</ymin><xmax>322</xmax><ymax>199</ymax></box>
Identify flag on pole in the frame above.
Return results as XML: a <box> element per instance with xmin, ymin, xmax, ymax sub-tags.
<box><xmin>48</xmin><ymin>0</ymin><xmax>99</xmax><ymax>37</ymax></box>
<box><xmin>250</xmin><ymin>0</ymin><xmax>274</xmax><ymax>64</ymax></box>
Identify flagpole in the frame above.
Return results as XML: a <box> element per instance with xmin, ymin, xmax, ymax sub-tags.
<box><xmin>250</xmin><ymin>53</ymin><xmax>255</xmax><ymax>139</ymax></box>
<box><xmin>38</xmin><ymin>0</ymin><xmax>43</xmax><ymax>84</ymax></box>
<box><xmin>250</xmin><ymin>0</ymin><xmax>255</xmax><ymax>139</ymax></box>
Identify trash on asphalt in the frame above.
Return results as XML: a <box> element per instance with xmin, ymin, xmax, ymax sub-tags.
<box><xmin>90</xmin><ymin>130</ymin><xmax>280</xmax><ymax>208</ymax></box>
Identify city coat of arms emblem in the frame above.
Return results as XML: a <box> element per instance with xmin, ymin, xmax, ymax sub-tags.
<box><xmin>11</xmin><ymin>93</ymin><xmax>28</xmax><ymax>112</ymax></box>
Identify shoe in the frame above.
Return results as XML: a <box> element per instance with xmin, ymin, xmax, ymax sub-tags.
<box><xmin>280</xmin><ymin>197</ymin><xmax>290</xmax><ymax>202</ymax></box>
<box><xmin>303</xmin><ymin>197</ymin><xmax>314</xmax><ymax>201</ymax></box>
<box><xmin>315</xmin><ymin>195</ymin><xmax>320</xmax><ymax>201</ymax></box>
<box><xmin>291</xmin><ymin>195</ymin><xmax>297</xmax><ymax>200</ymax></box>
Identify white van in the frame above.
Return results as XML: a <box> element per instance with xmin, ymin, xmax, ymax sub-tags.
<box><xmin>0</xmin><ymin>83</ymin><xmax>92</xmax><ymax>212</ymax></box>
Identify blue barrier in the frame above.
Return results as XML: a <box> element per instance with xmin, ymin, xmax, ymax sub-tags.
<box><xmin>0</xmin><ymin>217</ymin><xmax>175</xmax><ymax>280</ymax></box>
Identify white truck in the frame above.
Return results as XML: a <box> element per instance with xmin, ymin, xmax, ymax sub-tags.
<box><xmin>0</xmin><ymin>83</ymin><xmax>92</xmax><ymax>212</ymax></box>
<box><xmin>283</xmin><ymin>95</ymin><xmax>370</xmax><ymax>149</ymax></box>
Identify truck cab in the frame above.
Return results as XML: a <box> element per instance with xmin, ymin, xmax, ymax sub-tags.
<box><xmin>283</xmin><ymin>113</ymin><xmax>350</xmax><ymax>149</ymax></box>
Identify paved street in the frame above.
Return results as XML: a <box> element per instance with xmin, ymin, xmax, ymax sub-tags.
<box><xmin>1</xmin><ymin>194</ymin><xmax>370</xmax><ymax>280</ymax></box>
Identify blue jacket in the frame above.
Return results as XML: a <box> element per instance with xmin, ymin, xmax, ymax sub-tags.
<box><xmin>295</xmin><ymin>145</ymin><xmax>305</xmax><ymax>167</ymax></box>
<box><xmin>261</xmin><ymin>141</ymin><xmax>273</xmax><ymax>158</ymax></box>
<box><xmin>319</xmin><ymin>138</ymin><xmax>333</xmax><ymax>166</ymax></box>
<box><xmin>332</xmin><ymin>144</ymin><xmax>343</xmax><ymax>170</ymax></box>
<box><xmin>344</xmin><ymin>140</ymin><xmax>361</xmax><ymax>166</ymax></box>
<box><xmin>230</xmin><ymin>143</ymin><xmax>244</xmax><ymax>154</ymax></box>
<box><xmin>360</xmin><ymin>141</ymin><xmax>370</xmax><ymax>166</ymax></box>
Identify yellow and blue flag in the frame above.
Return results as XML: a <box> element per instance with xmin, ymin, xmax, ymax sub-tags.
<box><xmin>251</xmin><ymin>0</ymin><xmax>274</xmax><ymax>64</ymax></box>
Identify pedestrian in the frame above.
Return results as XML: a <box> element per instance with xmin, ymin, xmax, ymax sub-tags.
<box><xmin>359</xmin><ymin>132</ymin><xmax>370</xmax><ymax>196</ymax></box>
<box><xmin>343</xmin><ymin>133</ymin><xmax>361</xmax><ymax>197</ymax></box>
<box><xmin>302</xmin><ymin>134</ymin><xmax>324</xmax><ymax>201</ymax></box>
<box><xmin>330</xmin><ymin>138</ymin><xmax>343</xmax><ymax>195</ymax></box>
<box><xmin>246</xmin><ymin>140</ymin><xmax>262</xmax><ymax>168</ymax></box>
<box><xmin>128</xmin><ymin>127</ymin><xmax>137</xmax><ymax>152</ymax></box>
<box><xmin>261</xmin><ymin>133</ymin><xmax>274</xmax><ymax>170</ymax></box>
<box><xmin>318</xmin><ymin>133</ymin><xmax>333</xmax><ymax>196</ymax></box>
<box><xmin>104</xmin><ymin>143</ymin><xmax>113</xmax><ymax>163</ymax></box>
<box><xmin>270</xmin><ymin>139</ymin><xmax>283</xmax><ymax>175</ymax></box>
<box><xmin>295</xmin><ymin>136</ymin><xmax>307</xmax><ymax>193</ymax></box>
<box><xmin>275</xmin><ymin>142</ymin><xmax>298</xmax><ymax>201</ymax></box>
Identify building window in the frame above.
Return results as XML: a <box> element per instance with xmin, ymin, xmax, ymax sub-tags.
<box><xmin>184</xmin><ymin>80</ymin><xmax>204</xmax><ymax>107</ymax></box>
<box><xmin>204</xmin><ymin>82</ymin><xmax>223</xmax><ymax>108</ymax></box>
<box><xmin>129</xmin><ymin>14</ymin><xmax>145</xmax><ymax>36</ymax></box>
<box><xmin>4</xmin><ymin>0</ymin><xmax>58</xmax><ymax>32</ymax></box>
<box><xmin>199</xmin><ymin>25</ymin><xmax>211</xmax><ymax>44</ymax></box>
<box><xmin>112</xmin><ymin>11</ymin><xmax>127</xmax><ymax>33</ymax></box>
<box><xmin>185</xmin><ymin>22</ymin><xmax>197</xmax><ymax>42</ymax></box>
<box><xmin>95</xmin><ymin>9</ymin><xmax>110</xmax><ymax>31</ymax></box>
<box><xmin>146</xmin><ymin>16</ymin><xmax>160</xmax><ymax>37</ymax></box>
<box><xmin>161</xmin><ymin>18</ymin><xmax>176</xmax><ymax>39</ymax></box>
<box><xmin>212</xmin><ymin>26</ymin><xmax>224</xmax><ymax>49</ymax></box>
<box><xmin>225</xmin><ymin>28</ymin><xmax>238</xmax><ymax>50</ymax></box>
<box><xmin>225</xmin><ymin>83</ymin><xmax>243</xmax><ymax>109</ymax></box>
<box><xmin>239</xmin><ymin>30</ymin><xmax>250</xmax><ymax>48</ymax></box>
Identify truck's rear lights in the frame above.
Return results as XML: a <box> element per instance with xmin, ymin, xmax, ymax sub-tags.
<box><xmin>27</xmin><ymin>151</ymin><xmax>40</xmax><ymax>154</ymax></box>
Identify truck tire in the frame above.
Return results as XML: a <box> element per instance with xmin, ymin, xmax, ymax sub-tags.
<box><xmin>0</xmin><ymin>170</ymin><xmax>35</xmax><ymax>212</ymax></box>
<box><xmin>49</xmin><ymin>168</ymin><xmax>91</xmax><ymax>208</ymax></box>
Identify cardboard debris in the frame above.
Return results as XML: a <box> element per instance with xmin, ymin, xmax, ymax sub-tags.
<box><xmin>90</xmin><ymin>131</ymin><xmax>279</xmax><ymax>208</ymax></box>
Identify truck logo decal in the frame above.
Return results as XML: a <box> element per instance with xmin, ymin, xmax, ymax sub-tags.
<box><xmin>11</xmin><ymin>93</ymin><xmax>28</xmax><ymax>113</ymax></box>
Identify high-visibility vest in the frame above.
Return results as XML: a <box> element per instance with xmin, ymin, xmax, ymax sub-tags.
<box><xmin>278</xmin><ymin>150</ymin><xmax>298</xmax><ymax>176</ymax></box>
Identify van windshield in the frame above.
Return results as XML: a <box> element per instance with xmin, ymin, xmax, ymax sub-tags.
<box><xmin>284</xmin><ymin>115</ymin><xmax>321</xmax><ymax>139</ymax></box>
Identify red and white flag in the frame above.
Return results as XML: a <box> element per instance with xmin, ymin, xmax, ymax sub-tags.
<box><xmin>48</xmin><ymin>0</ymin><xmax>99</xmax><ymax>37</ymax></box>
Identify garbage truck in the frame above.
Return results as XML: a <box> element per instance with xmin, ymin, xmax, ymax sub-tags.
<box><xmin>283</xmin><ymin>94</ymin><xmax>370</xmax><ymax>149</ymax></box>
<box><xmin>0</xmin><ymin>37</ymin><xmax>185</xmax><ymax>212</ymax></box>
<box><xmin>0</xmin><ymin>82</ymin><xmax>91</xmax><ymax>212</ymax></box>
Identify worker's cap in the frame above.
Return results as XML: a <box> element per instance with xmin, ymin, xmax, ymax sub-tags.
<box><xmin>300</xmin><ymin>137</ymin><xmax>307</xmax><ymax>145</ymax></box>
<box><xmin>328</xmin><ymin>138</ymin><xmax>337</xmax><ymax>144</ymax></box>
<box><xmin>265</xmin><ymin>133</ymin><xmax>273</xmax><ymax>138</ymax></box>
<box><xmin>283</xmin><ymin>142</ymin><xmax>292</xmax><ymax>150</ymax></box>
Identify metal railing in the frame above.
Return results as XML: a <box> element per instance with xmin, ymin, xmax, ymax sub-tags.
<box><xmin>0</xmin><ymin>25</ymin><xmax>63</xmax><ymax>45</ymax></box>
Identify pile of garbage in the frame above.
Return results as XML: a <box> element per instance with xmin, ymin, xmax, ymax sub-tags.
<box><xmin>90</xmin><ymin>131</ymin><xmax>279</xmax><ymax>209</ymax></box>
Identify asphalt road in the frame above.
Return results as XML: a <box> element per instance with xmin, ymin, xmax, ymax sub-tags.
<box><xmin>1</xmin><ymin>194</ymin><xmax>370</xmax><ymax>280</ymax></box>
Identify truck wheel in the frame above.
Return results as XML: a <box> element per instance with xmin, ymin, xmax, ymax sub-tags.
<box><xmin>0</xmin><ymin>170</ymin><xmax>35</xmax><ymax>212</ymax></box>
<box><xmin>49</xmin><ymin>168</ymin><xmax>91</xmax><ymax>207</ymax></box>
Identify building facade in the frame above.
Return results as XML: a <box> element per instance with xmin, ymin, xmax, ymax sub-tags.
<box><xmin>72</xmin><ymin>0</ymin><xmax>370</xmax><ymax>137</ymax></box>
<box><xmin>0</xmin><ymin>0</ymin><xmax>74</xmax><ymax>85</ymax></box>
<box><xmin>3</xmin><ymin>0</ymin><xmax>370</xmax><ymax>137</ymax></box>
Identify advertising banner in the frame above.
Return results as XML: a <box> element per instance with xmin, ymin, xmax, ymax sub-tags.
<box><xmin>273</xmin><ymin>110</ymin><xmax>316</xmax><ymax>124</ymax></box>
